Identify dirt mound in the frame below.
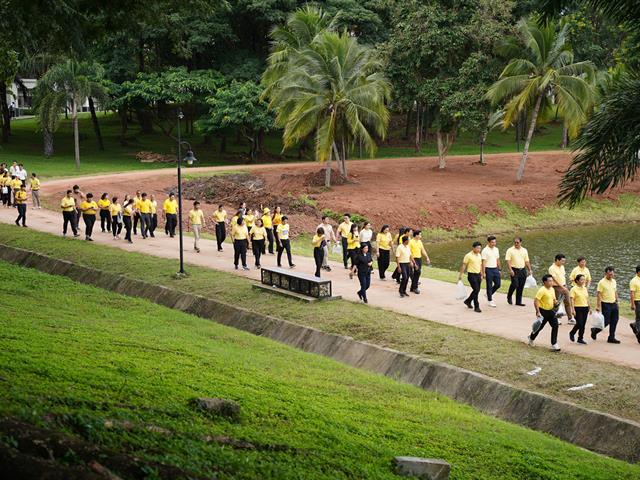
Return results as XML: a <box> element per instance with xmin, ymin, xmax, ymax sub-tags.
<box><xmin>136</xmin><ymin>151</ymin><xmax>175</xmax><ymax>163</ymax></box>
<box><xmin>279</xmin><ymin>169</ymin><xmax>350</xmax><ymax>188</ymax></box>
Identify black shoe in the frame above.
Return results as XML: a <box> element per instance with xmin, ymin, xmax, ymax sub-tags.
<box><xmin>410</xmin><ymin>289</ymin><xmax>420</xmax><ymax>294</ymax></box>
<box><xmin>463</xmin><ymin>299</ymin><xmax>473</xmax><ymax>309</ymax></box>
<box><xmin>569</xmin><ymin>331</ymin><xmax>575</xmax><ymax>342</ymax></box>
<box><xmin>290</xmin><ymin>264</ymin><xmax>295</xmax><ymax>268</ymax></box>
<box><xmin>344</xmin><ymin>265</ymin><xmax>349</xmax><ymax>270</ymax></box>
<box><xmin>607</xmin><ymin>338</ymin><xmax>621</xmax><ymax>344</ymax></box>
<box><xmin>235</xmin><ymin>265</ymin><xmax>238</xmax><ymax>270</ymax></box>
<box><xmin>577</xmin><ymin>339</ymin><xmax>587</xmax><ymax>345</ymax></box>
<box><xmin>73</xmin><ymin>233</ymin><xmax>80</xmax><ymax>237</ymax></box>
<box><xmin>363</xmin><ymin>297</ymin><xmax>368</xmax><ymax>304</ymax></box>
<box><xmin>516</xmin><ymin>303</ymin><xmax>526</xmax><ymax>307</ymax></box>
<box><xmin>400</xmin><ymin>293</ymin><xmax>407</xmax><ymax>298</ymax></box>
<box><xmin>101</xmin><ymin>229</ymin><xmax>106</xmax><ymax>233</ymax></box>
<box><xmin>15</xmin><ymin>221</ymin><xmax>19</xmax><ymax>226</ymax></box>
<box><xmin>507</xmin><ymin>297</ymin><xmax>513</xmax><ymax>305</ymax></box>
<box><xmin>590</xmin><ymin>327</ymin><xmax>598</xmax><ymax>340</ymax></box>
<box><xmin>277</xmin><ymin>264</ymin><xmax>282</xmax><ymax>268</ymax></box>
<box><xmin>357</xmin><ymin>292</ymin><xmax>363</xmax><ymax>300</ymax></box>
<box><xmin>150</xmin><ymin>234</ymin><xmax>155</xmax><ymax>238</ymax></box>
<box><xmin>474</xmin><ymin>308</ymin><xmax>482</xmax><ymax>313</ymax></box>
<box><xmin>86</xmin><ymin>237</ymin><xmax>93</xmax><ymax>241</ymax></box>
<box><xmin>631</xmin><ymin>323</ymin><xmax>638</xmax><ymax>335</ymax></box>
<box><xmin>326</xmin><ymin>266</ymin><xmax>332</xmax><ymax>272</ymax></box>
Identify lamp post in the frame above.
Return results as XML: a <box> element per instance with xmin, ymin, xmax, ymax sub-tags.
<box><xmin>177</xmin><ymin>109</ymin><xmax>197</xmax><ymax>276</ymax></box>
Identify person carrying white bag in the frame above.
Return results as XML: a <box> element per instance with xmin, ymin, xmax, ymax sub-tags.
<box><xmin>527</xmin><ymin>274</ymin><xmax>561</xmax><ymax>352</ymax></box>
<box><xmin>630</xmin><ymin>265</ymin><xmax>640</xmax><ymax>344</ymax></box>
<box><xmin>591</xmin><ymin>266</ymin><xmax>620</xmax><ymax>344</ymax></box>
<box><xmin>505</xmin><ymin>237</ymin><xmax>533</xmax><ymax>306</ymax></box>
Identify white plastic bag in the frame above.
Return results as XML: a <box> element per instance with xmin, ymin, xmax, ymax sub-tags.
<box><xmin>455</xmin><ymin>280</ymin><xmax>467</xmax><ymax>300</ymax></box>
<box><xmin>531</xmin><ymin>315</ymin><xmax>543</xmax><ymax>332</ymax></box>
<box><xmin>331</xmin><ymin>243</ymin><xmax>342</xmax><ymax>255</ymax></box>
<box><xmin>591</xmin><ymin>311</ymin><xmax>605</xmax><ymax>330</ymax></box>
<box><xmin>556</xmin><ymin>302</ymin><xmax>566</xmax><ymax>318</ymax></box>
<box><xmin>524</xmin><ymin>275</ymin><xmax>537</xmax><ymax>289</ymax></box>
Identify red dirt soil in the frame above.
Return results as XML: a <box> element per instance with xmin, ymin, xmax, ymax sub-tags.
<box><xmin>41</xmin><ymin>152</ymin><xmax>640</xmax><ymax>236</ymax></box>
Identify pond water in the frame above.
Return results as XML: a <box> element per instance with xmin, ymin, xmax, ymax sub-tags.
<box><xmin>425</xmin><ymin>223</ymin><xmax>640</xmax><ymax>300</ymax></box>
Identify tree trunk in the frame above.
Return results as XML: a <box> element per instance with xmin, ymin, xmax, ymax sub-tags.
<box><xmin>43</xmin><ymin>127</ymin><xmax>54</xmax><ymax>157</ymax></box>
<box><xmin>219</xmin><ymin>135</ymin><xmax>227</xmax><ymax>153</ymax></box>
<box><xmin>479</xmin><ymin>130</ymin><xmax>488</xmax><ymax>165</ymax></box>
<box><xmin>136</xmin><ymin>109</ymin><xmax>154</xmax><ymax>134</ymax></box>
<box><xmin>333</xmin><ymin>142</ymin><xmax>345</xmax><ymax>178</ymax></box>
<box><xmin>325</xmin><ymin>148</ymin><xmax>333</xmax><ymax>188</ymax></box>
<box><xmin>88</xmin><ymin>96</ymin><xmax>104</xmax><ymax>151</ymax></box>
<box><xmin>436</xmin><ymin>129</ymin><xmax>457</xmax><ymax>170</ymax></box>
<box><xmin>516</xmin><ymin>94</ymin><xmax>543</xmax><ymax>182</ymax></box>
<box><xmin>341</xmin><ymin>139</ymin><xmax>347</xmax><ymax>177</ymax></box>
<box><xmin>258</xmin><ymin>129</ymin><xmax>266</xmax><ymax>156</ymax></box>
<box><xmin>72</xmin><ymin>99</ymin><xmax>80</xmax><ymax>169</ymax></box>
<box><xmin>561</xmin><ymin>125</ymin><xmax>568</xmax><ymax>149</ymax></box>
<box><xmin>414</xmin><ymin>103</ymin><xmax>421</xmax><ymax>152</ymax></box>
<box><xmin>404</xmin><ymin>110</ymin><xmax>411</xmax><ymax>139</ymax></box>
<box><xmin>0</xmin><ymin>83</ymin><xmax>10</xmax><ymax>142</ymax></box>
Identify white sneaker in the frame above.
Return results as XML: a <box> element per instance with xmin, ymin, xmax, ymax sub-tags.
<box><xmin>527</xmin><ymin>335</ymin><xmax>534</xmax><ymax>347</ymax></box>
<box><xmin>550</xmin><ymin>344</ymin><xmax>561</xmax><ymax>352</ymax></box>
<box><xmin>567</xmin><ymin>318</ymin><xmax>576</xmax><ymax>325</ymax></box>
<box><xmin>489</xmin><ymin>301</ymin><xmax>497</xmax><ymax>308</ymax></box>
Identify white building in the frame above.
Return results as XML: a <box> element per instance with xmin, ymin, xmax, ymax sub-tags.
<box><xmin>6</xmin><ymin>78</ymin><xmax>101</xmax><ymax>117</ymax></box>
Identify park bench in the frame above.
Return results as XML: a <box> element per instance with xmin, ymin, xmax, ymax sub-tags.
<box><xmin>256</xmin><ymin>267</ymin><xmax>338</xmax><ymax>302</ymax></box>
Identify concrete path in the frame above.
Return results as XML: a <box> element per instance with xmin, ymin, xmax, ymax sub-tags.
<box><xmin>2</xmin><ymin>169</ymin><xmax>639</xmax><ymax>369</ymax></box>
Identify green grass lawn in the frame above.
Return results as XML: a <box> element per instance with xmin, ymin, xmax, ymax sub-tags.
<box><xmin>0</xmin><ymin>113</ymin><xmax>566</xmax><ymax>179</ymax></box>
<box><xmin>2</xmin><ymin>224</ymin><xmax>639</xmax><ymax>428</ymax></box>
<box><xmin>1</xmin><ymin>259</ymin><xmax>638</xmax><ymax>479</ymax></box>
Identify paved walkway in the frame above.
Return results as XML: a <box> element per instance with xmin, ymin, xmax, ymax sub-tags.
<box><xmin>2</xmin><ymin>168</ymin><xmax>638</xmax><ymax>369</ymax></box>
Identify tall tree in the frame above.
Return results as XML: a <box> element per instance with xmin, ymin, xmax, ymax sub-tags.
<box><xmin>486</xmin><ymin>19</ymin><xmax>595</xmax><ymax>181</ymax></box>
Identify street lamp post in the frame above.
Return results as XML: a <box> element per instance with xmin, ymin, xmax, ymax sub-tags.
<box><xmin>176</xmin><ymin>109</ymin><xmax>197</xmax><ymax>276</ymax></box>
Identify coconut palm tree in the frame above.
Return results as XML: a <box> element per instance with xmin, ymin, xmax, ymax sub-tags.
<box><xmin>485</xmin><ymin>19</ymin><xmax>595</xmax><ymax>181</ymax></box>
<box><xmin>38</xmin><ymin>59</ymin><xmax>105</xmax><ymax>168</ymax></box>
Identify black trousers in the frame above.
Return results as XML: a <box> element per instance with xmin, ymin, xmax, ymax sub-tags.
<box><xmin>252</xmin><ymin>239</ymin><xmax>264</xmax><ymax>266</ymax></box>
<box><xmin>140</xmin><ymin>212</ymin><xmax>151</xmax><ymax>238</ymax></box>
<box><xmin>165</xmin><ymin>213</ymin><xmax>177</xmax><ymax>237</ymax></box>
<box><xmin>1</xmin><ymin>187</ymin><xmax>9</xmax><ymax>205</ymax></box>
<box><xmin>411</xmin><ymin>258</ymin><xmax>422</xmax><ymax>291</ymax></box>
<box><xmin>133</xmin><ymin>211</ymin><xmax>140</xmax><ymax>234</ymax></box>
<box><xmin>357</xmin><ymin>269</ymin><xmax>371</xmax><ymax>300</ymax></box>
<box><xmin>570</xmin><ymin>306</ymin><xmax>589</xmax><ymax>340</ymax></box>
<box><xmin>508</xmin><ymin>267</ymin><xmax>527</xmax><ymax>304</ymax></box>
<box><xmin>63</xmin><ymin>211</ymin><xmax>77</xmax><ymax>235</ymax></box>
<box><xmin>15</xmin><ymin>203</ymin><xmax>26</xmax><ymax>226</ymax></box>
<box><xmin>485</xmin><ymin>267</ymin><xmax>501</xmax><ymax>301</ymax></box>
<box><xmin>600</xmin><ymin>302</ymin><xmax>619</xmax><ymax>340</ymax></box>
<box><xmin>100</xmin><ymin>209</ymin><xmax>111</xmax><ymax>232</ymax></box>
<box><xmin>265</xmin><ymin>227</ymin><xmax>274</xmax><ymax>254</ymax></box>
<box><xmin>149</xmin><ymin>214</ymin><xmax>157</xmax><ymax>236</ymax></box>
<box><xmin>112</xmin><ymin>216</ymin><xmax>122</xmax><ymax>237</ymax></box>
<box><xmin>378</xmin><ymin>249</ymin><xmax>390</xmax><ymax>279</ymax></box>
<box><xmin>531</xmin><ymin>307</ymin><xmax>558</xmax><ymax>345</ymax></box>
<box><xmin>277</xmin><ymin>239</ymin><xmax>293</xmax><ymax>267</ymax></box>
<box><xmin>399</xmin><ymin>262</ymin><xmax>411</xmax><ymax>294</ymax></box>
<box><xmin>233</xmin><ymin>239</ymin><xmax>248</xmax><ymax>267</ymax></box>
<box><xmin>313</xmin><ymin>246</ymin><xmax>323</xmax><ymax>277</ymax></box>
<box><xmin>465</xmin><ymin>272</ymin><xmax>481</xmax><ymax>309</ymax></box>
<box><xmin>215</xmin><ymin>221</ymin><xmax>226</xmax><ymax>250</ymax></box>
<box><xmin>633</xmin><ymin>301</ymin><xmax>640</xmax><ymax>342</ymax></box>
<box><xmin>341</xmin><ymin>237</ymin><xmax>349</xmax><ymax>267</ymax></box>
<box><xmin>83</xmin><ymin>214</ymin><xmax>96</xmax><ymax>238</ymax></box>
<box><xmin>123</xmin><ymin>216</ymin><xmax>132</xmax><ymax>241</ymax></box>
<box><xmin>347</xmin><ymin>248</ymin><xmax>358</xmax><ymax>268</ymax></box>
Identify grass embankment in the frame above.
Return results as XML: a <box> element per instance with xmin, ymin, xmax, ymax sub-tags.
<box><xmin>1</xmin><ymin>114</ymin><xmax>564</xmax><ymax>179</ymax></box>
<box><xmin>3</xmin><ymin>260</ymin><xmax>638</xmax><ymax>479</ymax></box>
<box><xmin>2</xmin><ymin>224</ymin><xmax>639</xmax><ymax>426</ymax></box>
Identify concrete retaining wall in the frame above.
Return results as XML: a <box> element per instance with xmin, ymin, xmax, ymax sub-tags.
<box><xmin>2</xmin><ymin>244</ymin><xmax>639</xmax><ymax>463</ymax></box>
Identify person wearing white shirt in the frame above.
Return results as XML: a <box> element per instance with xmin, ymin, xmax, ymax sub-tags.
<box><xmin>481</xmin><ymin>235</ymin><xmax>501</xmax><ymax>308</ymax></box>
<box><xmin>9</xmin><ymin>161</ymin><xmax>18</xmax><ymax>177</ymax></box>
<box><xmin>359</xmin><ymin>222</ymin><xmax>373</xmax><ymax>250</ymax></box>
<box><xmin>16</xmin><ymin>164</ymin><xmax>27</xmax><ymax>186</ymax></box>
<box><xmin>318</xmin><ymin>215</ymin><xmax>336</xmax><ymax>271</ymax></box>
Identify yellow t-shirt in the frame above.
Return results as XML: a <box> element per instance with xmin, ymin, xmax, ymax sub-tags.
<box><xmin>536</xmin><ymin>286</ymin><xmax>556</xmax><ymax>310</ymax></box>
<box><xmin>150</xmin><ymin>200</ymin><xmax>157</xmax><ymax>214</ymax></box>
<box><xmin>548</xmin><ymin>264</ymin><xmax>567</xmax><ymax>287</ymax></box>
<box><xmin>10</xmin><ymin>178</ymin><xmax>22</xmax><ymax>190</ymax></box>
<box><xmin>337</xmin><ymin>221</ymin><xmax>352</xmax><ymax>238</ymax></box>
<box><xmin>569</xmin><ymin>266</ymin><xmax>591</xmax><ymax>286</ymax></box>
<box><xmin>234</xmin><ymin>224</ymin><xmax>249</xmax><ymax>240</ymax></box>
<box><xmin>163</xmin><ymin>199</ymin><xmax>178</xmax><ymax>214</ymax></box>
<box><xmin>261</xmin><ymin>214</ymin><xmax>272</xmax><ymax>228</ymax></box>
<box><xmin>251</xmin><ymin>226</ymin><xmax>266</xmax><ymax>241</ymax></box>
<box><xmin>61</xmin><ymin>196</ymin><xmax>76</xmax><ymax>212</ymax></box>
<box><xmin>189</xmin><ymin>209</ymin><xmax>204</xmax><ymax>225</ymax></box>
<box><xmin>244</xmin><ymin>213</ymin><xmax>255</xmax><ymax>228</ymax></box>
<box><xmin>505</xmin><ymin>246</ymin><xmax>529</xmax><ymax>269</ymax></box>
<box><xmin>312</xmin><ymin>234</ymin><xmax>324</xmax><ymax>248</ymax></box>
<box><xmin>276</xmin><ymin>223</ymin><xmax>289</xmax><ymax>240</ymax></box>
<box><xmin>347</xmin><ymin>232</ymin><xmax>360</xmax><ymax>250</ymax></box>
<box><xmin>14</xmin><ymin>190</ymin><xmax>27</xmax><ymax>203</ymax></box>
<box><xmin>98</xmin><ymin>198</ymin><xmax>111</xmax><ymax>210</ymax></box>
<box><xmin>597</xmin><ymin>278</ymin><xmax>617</xmax><ymax>303</ymax></box>
<box><xmin>79</xmin><ymin>200</ymin><xmax>98</xmax><ymax>215</ymax></box>
<box><xmin>213</xmin><ymin>209</ymin><xmax>227</xmax><ymax>222</ymax></box>
<box><xmin>570</xmin><ymin>285</ymin><xmax>589</xmax><ymax>308</ymax></box>
<box><xmin>134</xmin><ymin>197</ymin><xmax>142</xmax><ymax>210</ymax></box>
<box><xmin>138</xmin><ymin>199</ymin><xmax>152</xmax><ymax>214</ymax></box>
<box><xmin>396</xmin><ymin>244</ymin><xmax>411</xmax><ymax>263</ymax></box>
<box><xmin>630</xmin><ymin>276</ymin><xmax>640</xmax><ymax>300</ymax></box>
<box><xmin>272</xmin><ymin>213</ymin><xmax>283</xmax><ymax>226</ymax></box>
<box><xmin>123</xmin><ymin>205</ymin><xmax>133</xmax><ymax>217</ymax></box>
<box><xmin>409</xmin><ymin>238</ymin><xmax>423</xmax><ymax>259</ymax></box>
<box><xmin>109</xmin><ymin>203</ymin><xmax>122</xmax><ymax>216</ymax></box>
<box><xmin>30</xmin><ymin>178</ymin><xmax>40</xmax><ymax>190</ymax></box>
<box><xmin>463</xmin><ymin>251</ymin><xmax>482</xmax><ymax>274</ymax></box>
<box><xmin>376</xmin><ymin>232</ymin><xmax>392</xmax><ymax>251</ymax></box>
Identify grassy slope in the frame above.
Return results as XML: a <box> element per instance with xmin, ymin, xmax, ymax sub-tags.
<box><xmin>0</xmin><ymin>114</ymin><xmax>565</xmax><ymax>179</ymax></box>
<box><xmin>4</xmin><ymin>261</ymin><xmax>639</xmax><ymax>479</ymax></box>
<box><xmin>2</xmin><ymin>224</ymin><xmax>639</xmax><ymax>426</ymax></box>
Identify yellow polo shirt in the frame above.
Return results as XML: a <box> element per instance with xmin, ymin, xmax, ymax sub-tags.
<box><xmin>569</xmin><ymin>266</ymin><xmax>591</xmax><ymax>286</ymax></box>
<box><xmin>272</xmin><ymin>213</ymin><xmax>283</xmax><ymax>226</ymax></box>
<box><xmin>98</xmin><ymin>198</ymin><xmax>111</xmax><ymax>210</ymax></box>
<box><xmin>337</xmin><ymin>221</ymin><xmax>352</xmax><ymax>238</ymax></box>
<box><xmin>138</xmin><ymin>199</ymin><xmax>152</xmax><ymax>214</ymax></box>
<box><xmin>234</xmin><ymin>224</ymin><xmax>249</xmax><ymax>240</ymax></box>
<box><xmin>409</xmin><ymin>238</ymin><xmax>423</xmax><ymax>259</ymax></box>
<box><xmin>61</xmin><ymin>196</ymin><xmax>76</xmax><ymax>212</ymax></box>
<box><xmin>163</xmin><ymin>199</ymin><xmax>178</xmax><ymax>215</ymax></box>
<box><xmin>30</xmin><ymin>178</ymin><xmax>40</xmax><ymax>190</ymax></box>
<box><xmin>570</xmin><ymin>285</ymin><xmax>589</xmax><ymax>308</ymax></box>
<box><xmin>276</xmin><ymin>223</ymin><xmax>289</xmax><ymax>240</ymax></box>
<box><xmin>463</xmin><ymin>251</ymin><xmax>482</xmax><ymax>274</ymax></box>
<box><xmin>109</xmin><ymin>203</ymin><xmax>122</xmax><ymax>216</ymax></box>
<box><xmin>396</xmin><ymin>244</ymin><xmax>411</xmax><ymax>263</ymax></box>
<box><xmin>312</xmin><ymin>234</ymin><xmax>324</xmax><ymax>248</ymax></box>
<box><xmin>189</xmin><ymin>209</ymin><xmax>204</xmax><ymax>225</ymax></box>
<box><xmin>14</xmin><ymin>190</ymin><xmax>27</xmax><ymax>204</ymax></box>
<box><xmin>548</xmin><ymin>263</ymin><xmax>567</xmax><ymax>287</ymax></box>
<box><xmin>10</xmin><ymin>178</ymin><xmax>22</xmax><ymax>190</ymax></box>
<box><xmin>536</xmin><ymin>286</ymin><xmax>556</xmax><ymax>310</ymax></box>
<box><xmin>347</xmin><ymin>232</ymin><xmax>360</xmax><ymax>249</ymax></box>
<box><xmin>376</xmin><ymin>232</ymin><xmax>392</xmax><ymax>251</ymax></box>
<box><xmin>79</xmin><ymin>200</ymin><xmax>98</xmax><ymax>215</ymax></box>
<box><xmin>123</xmin><ymin>205</ymin><xmax>133</xmax><ymax>217</ymax></box>
<box><xmin>213</xmin><ymin>209</ymin><xmax>227</xmax><ymax>222</ymax></box>
<box><xmin>630</xmin><ymin>276</ymin><xmax>640</xmax><ymax>299</ymax></box>
<box><xmin>261</xmin><ymin>214</ymin><xmax>272</xmax><ymax>228</ymax></box>
<box><xmin>244</xmin><ymin>213</ymin><xmax>255</xmax><ymax>229</ymax></box>
<box><xmin>251</xmin><ymin>226</ymin><xmax>266</xmax><ymax>241</ymax></box>
<box><xmin>505</xmin><ymin>246</ymin><xmax>529</xmax><ymax>269</ymax></box>
<box><xmin>597</xmin><ymin>278</ymin><xmax>617</xmax><ymax>303</ymax></box>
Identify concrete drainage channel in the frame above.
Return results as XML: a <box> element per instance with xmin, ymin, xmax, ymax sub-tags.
<box><xmin>2</xmin><ymin>244</ymin><xmax>640</xmax><ymax>465</ymax></box>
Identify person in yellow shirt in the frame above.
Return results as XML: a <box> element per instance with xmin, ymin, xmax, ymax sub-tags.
<box><xmin>569</xmin><ymin>274</ymin><xmax>590</xmax><ymax>344</ymax></box>
<box><xmin>250</xmin><ymin>218</ymin><xmax>267</xmax><ymax>268</ymax></box>
<box><xmin>122</xmin><ymin>198</ymin><xmax>135</xmax><ymax>243</ymax></box>
<box><xmin>213</xmin><ymin>204</ymin><xmax>228</xmax><ymax>251</ymax></box>
<box><xmin>395</xmin><ymin>234</ymin><xmax>415</xmax><ymax>298</ymax></box>
<box><xmin>149</xmin><ymin>194</ymin><xmax>158</xmax><ymax>238</ymax></box>
<box><xmin>187</xmin><ymin>201</ymin><xmax>205</xmax><ymax>253</ymax></box>
<box><xmin>376</xmin><ymin>224</ymin><xmax>393</xmax><ymax>280</ymax></box>
<box><xmin>14</xmin><ymin>184</ymin><xmax>27</xmax><ymax>227</ymax></box>
<box><xmin>0</xmin><ymin>173</ymin><xmax>9</xmax><ymax>206</ymax></box>
<box><xmin>276</xmin><ymin>215</ymin><xmax>295</xmax><ymax>268</ymax></box>
<box><xmin>409</xmin><ymin>230</ymin><xmax>431</xmax><ymax>295</ymax></box>
<box><xmin>593</xmin><ymin>266</ymin><xmax>619</xmax><ymax>343</ymax></box>
<box><xmin>261</xmin><ymin>207</ymin><xmax>274</xmax><ymax>254</ymax></box>
<box><xmin>97</xmin><ymin>192</ymin><xmax>111</xmax><ymax>233</ymax></box>
<box><xmin>138</xmin><ymin>192</ymin><xmax>153</xmax><ymax>239</ymax></box>
<box><xmin>30</xmin><ymin>173</ymin><xmax>41</xmax><ymax>209</ymax></box>
<box><xmin>630</xmin><ymin>265</ymin><xmax>640</xmax><ymax>344</ymax></box>
<box><xmin>505</xmin><ymin>237</ymin><xmax>532</xmax><ymax>306</ymax></box>
<box><xmin>10</xmin><ymin>176</ymin><xmax>21</xmax><ymax>206</ymax></box>
<box><xmin>232</xmin><ymin>217</ymin><xmax>250</xmax><ymax>270</ymax></box>
<box><xmin>163</xmin><ymin>193</ymin><xmax>178</xmax><ymax>238</ymax></box>
<box><xmin>312</xmin><ymin>227</ymin><xmax>326</xmax><ymax>277</ymax></box>
<box><xmin>336</xmin><ymin>213</ymin><xmax>352</xmax><ymax>269</ymax></box>
<box><xmin>528</xmin><ymin>274</ymin><xmax>560</xmax><ymax>351</ymax></box>
<box><xmin>79</xmin><ymin>193</ymin><xmax>98</xmax><ymax>241</ymax></box>
<box><xmin>458</xmin><ymin>241</ymin><xmax>484</xmax><ymax>312</ymax></box>
<box><xmin>60</xmin><ymin>189</ymin><xmax>79</xmax><ymax>237</ymax></box>
<box><xmin>272</xmin><ymin>205</ymin><xmax>283</xmax><ymax>247</ymax></box>
<box><xmin>132</xmin><ymin>190</ymin><xmax>142</xmax><ymax>236</ymax></box>
<box><xmin>244</xmin><ymin>209</ymin><xmax>255</xmax><ymax>231</ymax></box>
<box><xmin>569</xmin><ymin>256</ymin><xmax>591</xmax><ymax>287</ymax></box>
<box><xmin>346</xmin><ymin>224</ymin><xmax>360</xmax><ymax>268</ymax></box>
<box><xmin>548</xmin><ymin>254</ymin><xmax>574</xmax><ymax>325</ymax></box>
<box><xmin>109</xmin><ymin>196</ymin><xmax>123</xmax><ymax>239</ymax></box>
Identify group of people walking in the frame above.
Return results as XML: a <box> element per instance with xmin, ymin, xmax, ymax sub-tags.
<box><xmin>1</xmin><ymin>162</ymin><xmax>42</xmax><ymax>228</ymax></box>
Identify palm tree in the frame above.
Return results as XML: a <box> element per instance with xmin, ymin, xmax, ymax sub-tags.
<box><xmin>38</xmin><ymin>59</ymin><xmax>105</xmax><ymax>168</ymax></box>
<box><xmin>485</xmin><ymin>19</ymin><xmax>595</xmax><ymax>181</ymax></box>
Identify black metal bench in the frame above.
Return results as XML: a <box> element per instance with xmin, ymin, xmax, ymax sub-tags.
<box><xmin>258</xmin><ymin>267</ymin><xmax>336</xmax><ymax>301</ymax></box>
